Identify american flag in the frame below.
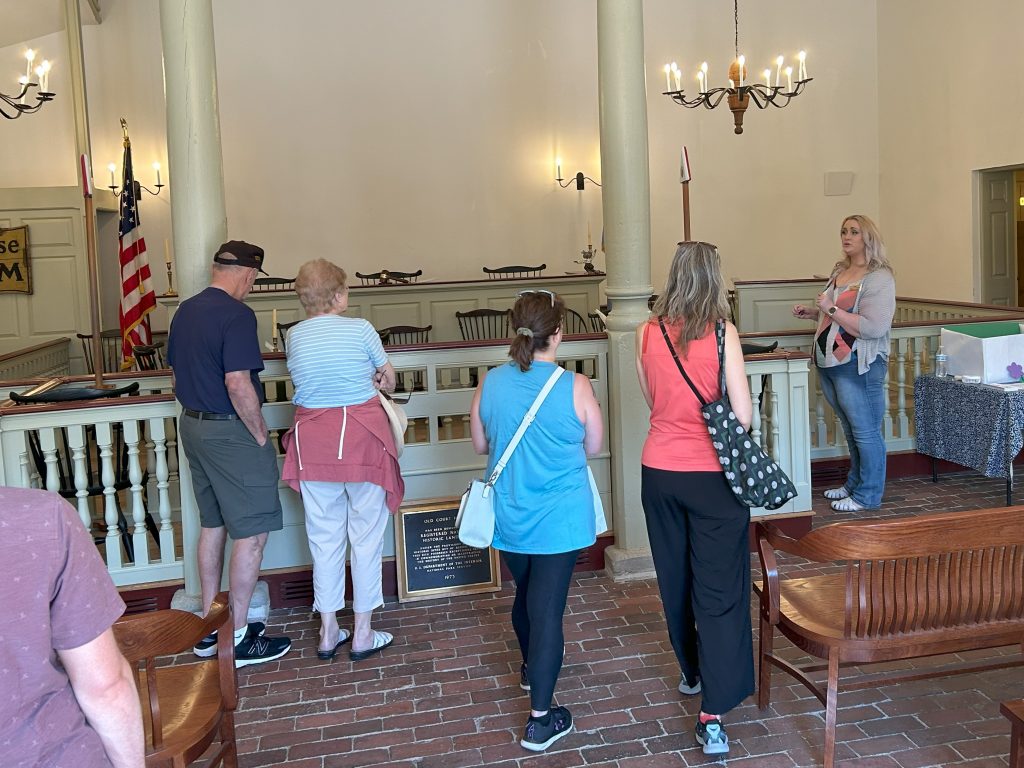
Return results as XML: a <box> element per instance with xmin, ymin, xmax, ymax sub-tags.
<box><xmin>117</xmin><ymin>140</ymin><xmax>156</xmax><ymax>369</ymax></box>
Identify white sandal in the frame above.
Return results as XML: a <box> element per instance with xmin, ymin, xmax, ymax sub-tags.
<box><xmin>823</xmin><ymin>487</ymin><xmax>850</xmax><ymax>500</ymax></box>
<box><xmin>830</xmin><ymin>496</ymin><xmax>865</xmax><ymax>512</ymax></box>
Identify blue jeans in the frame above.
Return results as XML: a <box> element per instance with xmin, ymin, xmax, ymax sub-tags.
<box><xmin>817</xmin><ymin>355</ymin><xmax>888</xmax><ymax>508</ymax></box>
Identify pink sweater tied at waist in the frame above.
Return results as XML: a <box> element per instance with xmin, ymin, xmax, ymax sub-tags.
<box><xmin>281</xmin><ymin>398</ymin><xmax>405</xmax><ymax>513</ymax></box>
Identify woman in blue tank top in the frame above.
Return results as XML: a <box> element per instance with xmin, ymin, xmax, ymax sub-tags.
<box><xmin>470</xmin><ymin>289</ymin><xmax>603</xmax><ymax>753</ymax></box>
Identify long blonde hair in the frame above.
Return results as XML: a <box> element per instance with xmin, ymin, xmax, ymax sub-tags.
<box><xmin>834</xmin><ymin>214</ymin><xmax>893</xmax><ymax>275</ymax></box>
<box><xmin>650</xmin><ymin>241</ymin><xmax>730</xmax><ymax>356</ymax></box>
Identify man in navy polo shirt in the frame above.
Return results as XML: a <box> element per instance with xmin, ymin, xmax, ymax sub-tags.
<box><xmin>167</xmin><ymin>240</ymin><xmax>291</xmax><ymax>666</ymax></box>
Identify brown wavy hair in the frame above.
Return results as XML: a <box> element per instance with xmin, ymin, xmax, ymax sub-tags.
<box><xmin>650</xmin><ymin>241</ymin><xmax>730</xmax><ymax>357</ymax></box>
<box><xmin>509</xmin><ymin>291</ymin><xmax>565</xmax><ymax>371</ymax></box>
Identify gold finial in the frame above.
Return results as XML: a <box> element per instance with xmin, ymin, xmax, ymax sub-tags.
<box><xmin>120</xmin><ymin>117</ymin><xmax>130</xmax><ymax>148</ymax></box>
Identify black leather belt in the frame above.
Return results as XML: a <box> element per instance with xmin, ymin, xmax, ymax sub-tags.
<box><xmin>183</xmin><ymin>408</ymin><xmax>239</xmax><ymax>421</ymax></box>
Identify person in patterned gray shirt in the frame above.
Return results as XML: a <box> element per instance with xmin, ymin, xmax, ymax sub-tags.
<box><xmin>0</xmin><ymin>487</ymin><xmax>144</xmax><ymax>767</ymax></box>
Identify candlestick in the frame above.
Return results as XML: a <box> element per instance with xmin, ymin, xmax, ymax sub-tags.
<box><xmin>38</xmin><ymin>60</ymin><xmax>50</xmax><ymax>93</ymax></box>
<box><xmin>272</xmin><ymin>309</ymin><xmax>278</xmax><ymax>342</ymax></box>
<box><xmin>785</xmin><ymin>66</ymin><xmax>793</xmax><ymax>92</ymax></box>
<box><xmin>664</xmin><ymin>63</ymin><xmax>672</xmax><ymax>92</ymax></box>
<box><xmin>587</xmin><ymin>221</ymin><xmax>592</xmax><ymax>246</ymax></box>
<box><xmin>556</xmin><ymin>158</ymin><xmax>562</xmax><ymax>180</ymax></box>
<box><xmin>728</xmin><ymin>79</ymin><xmax>735</xmax><ymax>90</ymax></box>
<box><xmin>164</xmin><ymin>239</ymin><xmax>172</xmax><ymax>267</ymax></box>
<box><xmin>107</xmin><ymin>163</ymin><xmax>116</xmax><ymax>189</ymax></box>
<box><xmin>775</xmin><ymin>55</ymin><xmax>783</xmax><ymax>87</ymax></box>
<box><xmin>764</xmin><ymin>69</ymin><xmax>771</xmax><ymax>89</ymax></box>
<box><xmin>24</xmin><ymin>49</ymin><xmax>35</xmax><ymax>81</ymax></box>
<box><xmin>697</xmin><ymin>71</ymin><xmax>705</xmax><ymax>94</ymax></box>
<box><xmin>153</xmin><ymin>162</ymin><xmax>162</xmax><ymax>187</ymax></box>
<box><xmin>737</xmin><ymin>55</ymin><xmax>745</xmax><ymax>88</ymax></box>
<box><xmin>673</xmin><ymin>66</ymin><xmax>681</xmax><ymax>92</ymax></box>
<box><xmin>18</xmin><ymin>76</ymin><xmax>28</xmax><ymax>104</ymax></box>
<box><xmin>798</xmin><ymin>50</ymin><xmax>807</xmax><ymax>81</ymax></box>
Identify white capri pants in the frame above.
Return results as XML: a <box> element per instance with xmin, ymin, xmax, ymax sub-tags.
<box><xmin>299</xmin><ymin>480</ymin><xmax>389</xmax><ymax>614</ymax></box>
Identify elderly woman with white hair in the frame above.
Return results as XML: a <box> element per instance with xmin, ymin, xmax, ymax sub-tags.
<box><xmin>281</xmin><ymin>258</ymin><xmax>404</xmax><ymax>662</ymax></box>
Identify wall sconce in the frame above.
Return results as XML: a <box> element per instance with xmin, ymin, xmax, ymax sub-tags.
<box><xmin>555</xmin><ymin>159</ymin><xmax>601</xmax><ymax>190</ymax></box>
<box><xmin>107</xmin><ymin>162</ymin><xmax>165</xmax><ymax>198</ymax></box>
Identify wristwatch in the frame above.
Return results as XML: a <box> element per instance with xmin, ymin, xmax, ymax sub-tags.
<box><xmin>827</xmin><ymin>306</ymin><xmax>838</xmax><ymax>317</ymax></box>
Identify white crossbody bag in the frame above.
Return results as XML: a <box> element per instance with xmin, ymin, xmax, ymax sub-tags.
<box><xmin>457</xmin><ymin>366</ymin><xmax>607</xmax><ymax>548</ymax></box>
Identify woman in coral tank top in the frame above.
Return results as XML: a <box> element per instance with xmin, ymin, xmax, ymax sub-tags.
<box><xmin>636</xmin><ymin>241</ymin><xmax>754</xmax><ymax>757</ymax></box>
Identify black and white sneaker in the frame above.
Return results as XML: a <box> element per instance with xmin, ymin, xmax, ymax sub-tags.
<box><xmin>521</xmin><ymin>706</ymin><xmax>573</xmax><ymax>752</ymax></box>
<box><xmin>234</xmin><ymin>628</ymin><xmax>291</xmax><ymax>668</ymax></box>
<box><xmin>520</xmin><ymin>663</ymin><xmax>530</xmax><ymax>692</ymax></box>
<box><xmin>695</xmin><ymin>716</ymin><xmax>729</xmax><ymax>755</ymax></box>
<box><xmin>678</xmin><ymin>674</ymin><xmax>701</xmax><ymax>695</ymax></box>
<box><xmin>193</xmin><ymin>621</ymin><xmax>266</xmax><ymax>658</ymax></box>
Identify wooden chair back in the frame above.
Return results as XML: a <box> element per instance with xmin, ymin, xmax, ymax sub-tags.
<box><xmin>561</xmin><ymin>308</ymin><xmax>589</xmax><ymax>335</ymax></box>
<box><xmin>355</xmin><ymin>269</ymin><xmax>422</xmax><ymax>285</ymax></box>
<box><xmin>482</xmin><ymin>264</ymin><xmax>546</xmax><ymax>279</ymax></box>
<box><xmin>77</xmin><ymin>330</ymin><xmax>123</xmax><ymax>374</ymax></box>
<box><xmin>455</xmin><ymin>309</ymin><xmax>511</xmax><ymax>341</ymax></box>
<box><xmin>380</xmin><ymin>325</ymin><xmax>432</xmax><ymax>346</ymax></box>
<box><xmin>588</xmin><ymin>311</ymin><xmax>606</xmax><ymax>332</ymax></box>
<box><xmin>276</xmin><ymin>320</ymin><xmax>301</xmax><ymax>353</ymax></box>
<box><xmin>760</xmin><ymin>506</ymin><xmax>1024</xmax><ymax>641</ymax></box>
<box><xmin>252</xmin><ymin>276</ymin><xmax>295</xmax><ymax>292</ymax></box>
<box><xmin>132</xmin><ymin>343</ymin><xmax>165</xmax><ymax>371</ymax></box>
<box><xmin>113</xmin><ymin>592</ymin><xmax>238</xmax><ymax>767</ymax></box>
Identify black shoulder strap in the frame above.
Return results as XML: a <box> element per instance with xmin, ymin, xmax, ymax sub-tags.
<box><xmin>715</xmin><ymin>319</ymin><xmax>727</xmax><ymax>396</ymax></box>
<box><xmin>658</xmin><ymin>318</ymin><xmax>708</xmax><ymax>407</ymax></box>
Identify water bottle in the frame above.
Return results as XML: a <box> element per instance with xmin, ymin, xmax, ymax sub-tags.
<box><xmin>934</xmin><ymin>346</ymin><xmax>948</xmax><ymax>378</ymax></box>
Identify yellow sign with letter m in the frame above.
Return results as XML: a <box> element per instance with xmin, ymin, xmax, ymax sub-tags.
<box><xmin>0</xmin><ymin>226</ymin><xmax>31</xmax><ymax>294</ymax></box>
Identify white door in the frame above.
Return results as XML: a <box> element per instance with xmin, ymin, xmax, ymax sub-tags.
<box><xmin>979</xmin><ymin>170</ymin><xmax>1016</xmax><ymax>305</ymax></box>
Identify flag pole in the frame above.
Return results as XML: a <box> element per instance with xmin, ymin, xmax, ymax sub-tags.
<box><xmin>79</xmin><ymin>154</ymin><xmax>106</xmax><ymax>388</ymax></box>
<box><xmin>680</xmin><ymin>146</ymin><xmax>692</xmax><ymax>242</ymax></box>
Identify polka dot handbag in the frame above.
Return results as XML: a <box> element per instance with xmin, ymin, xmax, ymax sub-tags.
<box><xmin>658</xmin><ymin>318</ymin><xmax>797</xmax><ymax>510</ymax></box>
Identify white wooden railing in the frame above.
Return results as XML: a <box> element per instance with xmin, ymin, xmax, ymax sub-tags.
<box><xmin>0</xmin><ymin>335</ymin><xmax>812</xmax><ymax>589</ymax></box>
<box><xmin>0</xmin><ymin>337</ymin><xmax>71</xmax><ymax>381</ymax></box>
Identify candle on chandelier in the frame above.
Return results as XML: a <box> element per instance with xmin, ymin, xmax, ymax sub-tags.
<box><xmin>775</xmin><ymin>55</ymin><xmax>783</xmax><ymax>87</ymax></box>
<box><xmin>697</xmin><ymin>70</ymin><xmax>705</xmax><ymax>94</ymax></box>
<box><xmin>763</xmin><ymin>69</ymin><xmax>771</xmax><ymax>89</ymax></box>
<box><xmin>107</xmin><ymin>163</ymin><xmax>116</xmax><ymax>189</ymax></box>
<box><xmin>728</xmin><ymin>79</ymin><xmax>735</xmax><ymax>90</ymax></box>
<box><xmin>664</xmin><ymin>63</ymin><xmax>672</xmax><ymax>92</ymax></box>
<box><xmin>17</xmin><ymin>76</ymin><xmax>28</xmax><ymax>104</ymax></box>
<box><xmin>737</xmin><ymin>55</ymin><xmax>745</xmax><ymax>88</ymax></box>
<box><xmin>556</xmin><ymin>158</ymin><xmax>562</xmax><ymax>180</ymax></box>
<box><xmin>153</xmin><ymin>162</ymin><xmax>162</xmax><ymax>187</ymax></box>
<box><xmin>24</xmin><ymin>49</ymin><xmax>35</xmax><ymax>81</ymax></box>
<box><xmin>798</xmin><ymin>50</ymin><xmax>807</xmax><ymax>81</ymax></box>
<box><xmin>701</xmin><ymin>62</ymin><xmax>708</xmax><ymax>93</ymax></box>
<box><xmin>785</xmin><ymin>66</ymin><xmax>793</xmax><ymax>92</ymax></box>
<box><xmin>38</xmin><ymin>60</ymin><xmax>50</xmax><ymax>93</ymax></box>
<box><xmin>671</xmin><ymin>62</ymin><xmax>681</xmax><ymax>91</ymax></box>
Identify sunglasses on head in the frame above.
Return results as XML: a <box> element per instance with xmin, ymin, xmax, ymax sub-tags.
<box><xmin>516</xmin><ymin>288</ymin><xmax>556</xmax><ymax>307</ymax></box>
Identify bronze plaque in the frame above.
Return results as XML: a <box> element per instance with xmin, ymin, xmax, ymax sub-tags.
<box><xmin>394</xmin><ymin>497</ymin><xmax>501</xmax><ymax>603</ymax></box>
<box><xmin>0</xmin><ymin>226</ymin><xmax>31</xmax><ymax>294</ymax></box>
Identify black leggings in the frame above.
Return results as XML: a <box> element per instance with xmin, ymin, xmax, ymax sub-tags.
<box><xmin>501</xmin><ymin>549</ymin><xmax>579</xmax><ymax>712</ymax></box>
<box><xmin>641</xmin><ymin>467</ymin><xmax>754</xmax><ymax>715</ymax></box>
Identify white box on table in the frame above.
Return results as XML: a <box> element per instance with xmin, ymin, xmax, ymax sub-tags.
<box><xmin>941</xmin><ymin>322</ymin><xmax>1024</xmax><ymax>384</ymax></box>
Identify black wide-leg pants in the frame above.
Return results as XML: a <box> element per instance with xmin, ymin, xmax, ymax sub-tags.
<box><xmin>641</xmin><ymin>466</ymin><xmax>755</xmax><ymax>716</ymax></box>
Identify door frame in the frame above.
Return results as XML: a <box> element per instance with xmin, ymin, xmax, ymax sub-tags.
<box><xmin>973</xmin><ymin>164</ymin><xmax>1023</xmax><ymax>304</ymax></box>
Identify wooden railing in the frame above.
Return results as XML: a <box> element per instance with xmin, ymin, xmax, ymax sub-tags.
<box><xmin>0</xmin><ymin>337</ymin><xmax>71</xmax><ymax>382</ymax></box>
<box><xmin>0</xmin><ymin>335</ymin><xmax>812</xmax><ymax>589</ymax></box>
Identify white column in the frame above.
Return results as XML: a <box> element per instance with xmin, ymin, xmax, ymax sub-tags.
<box><xmin>159</xmin><ymin>0</ymin><xmax>227</xmax><ymax>301</ymax></box>
<box><xmin>159</xmin><ymin>0</ymin><xmax>227</xmax><ymax>606</ymax></box>
<box><xmin>597</xmin><ymin>0</ymin><xmax>657</xmax><ymax>580</ymax></box>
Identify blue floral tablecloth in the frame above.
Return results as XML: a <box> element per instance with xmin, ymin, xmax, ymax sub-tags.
<box><xmin>914</xmin><ymin>375</ymin><xmax>1024</xmax><ymax>478</ymax></box>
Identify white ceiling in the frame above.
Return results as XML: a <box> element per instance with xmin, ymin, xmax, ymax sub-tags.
<box><xmin>0</xmin><ymin>0</ymin><xmax>100</xmax><ymax>50</ymax></box>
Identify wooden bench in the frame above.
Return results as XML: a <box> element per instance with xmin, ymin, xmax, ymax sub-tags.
<box><xmin>1005</xmin><ymin>699</ymin><xmax>1024</xmax><ymax>768</ymax></box>
<box><xmin>755</xmin><ymin>507</ymin><xmax>1024</xmax><ymax>768</ymax></box>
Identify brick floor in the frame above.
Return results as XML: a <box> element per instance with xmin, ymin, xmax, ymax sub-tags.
<box><xmin>227</xmin><ymin>473</ymin><xmax>1019</xmax><ymax>767</ymax></box>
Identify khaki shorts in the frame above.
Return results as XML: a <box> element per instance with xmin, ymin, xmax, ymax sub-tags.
<box><xmin>179</xmin><ymin>414</ymin><xmax>283</xmax><ymax>539</ymax></box>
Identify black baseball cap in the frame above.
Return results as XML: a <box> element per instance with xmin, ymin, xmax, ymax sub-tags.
<box><xmin>213</xmin><ymin>240</ymin><xmax>268</xmax><ymax>274</ymax></box>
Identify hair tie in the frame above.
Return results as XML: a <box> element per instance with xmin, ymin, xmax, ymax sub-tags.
<box><xmin>516</xmin><ymin>327</ymin><xmax>534</xmax><ymax>338</ymax></box>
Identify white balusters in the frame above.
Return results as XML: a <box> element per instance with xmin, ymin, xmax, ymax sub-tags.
<box><xmin>122</xmin><ymin>419</ymin><xmax>149</xmax><ymax>566</ymax></box>
<box><xmin>770</xmin><ymin>387</ymin><xmax>781</xmax><ymax>460</ymax></box>
<box><xmin>749</xmin><ymin>375</ymin><xmax>764</xmax><ymax>447</ymax></box>
<box><xmin>895</xmin><ymin>337</ymin><xmax>909</xmax><ymax>438</ymax></box>
<box><xmin>95</xmin><ymin>422</ymin><xmax>123</xmax><ymax>570</ymax></box>
<box><xmin>67</xmin><ymin>425</ymin><xmax>91</xmax><ymax>530</ymax></box>
<box><xmin>37</xmin><ymin>427</ymin><xmax>61</xmax><ymax>494</ymax></box>
<box><xmin>149</xmin><ymin>416</ymin><xmax>176</xmax><ymax>563</ymax></box>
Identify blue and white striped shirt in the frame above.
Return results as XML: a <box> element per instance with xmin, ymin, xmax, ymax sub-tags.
<box><xmin>286</xmin><ymin>315</ymin><xmax>388</xmax><ymax>407</ymax></box>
